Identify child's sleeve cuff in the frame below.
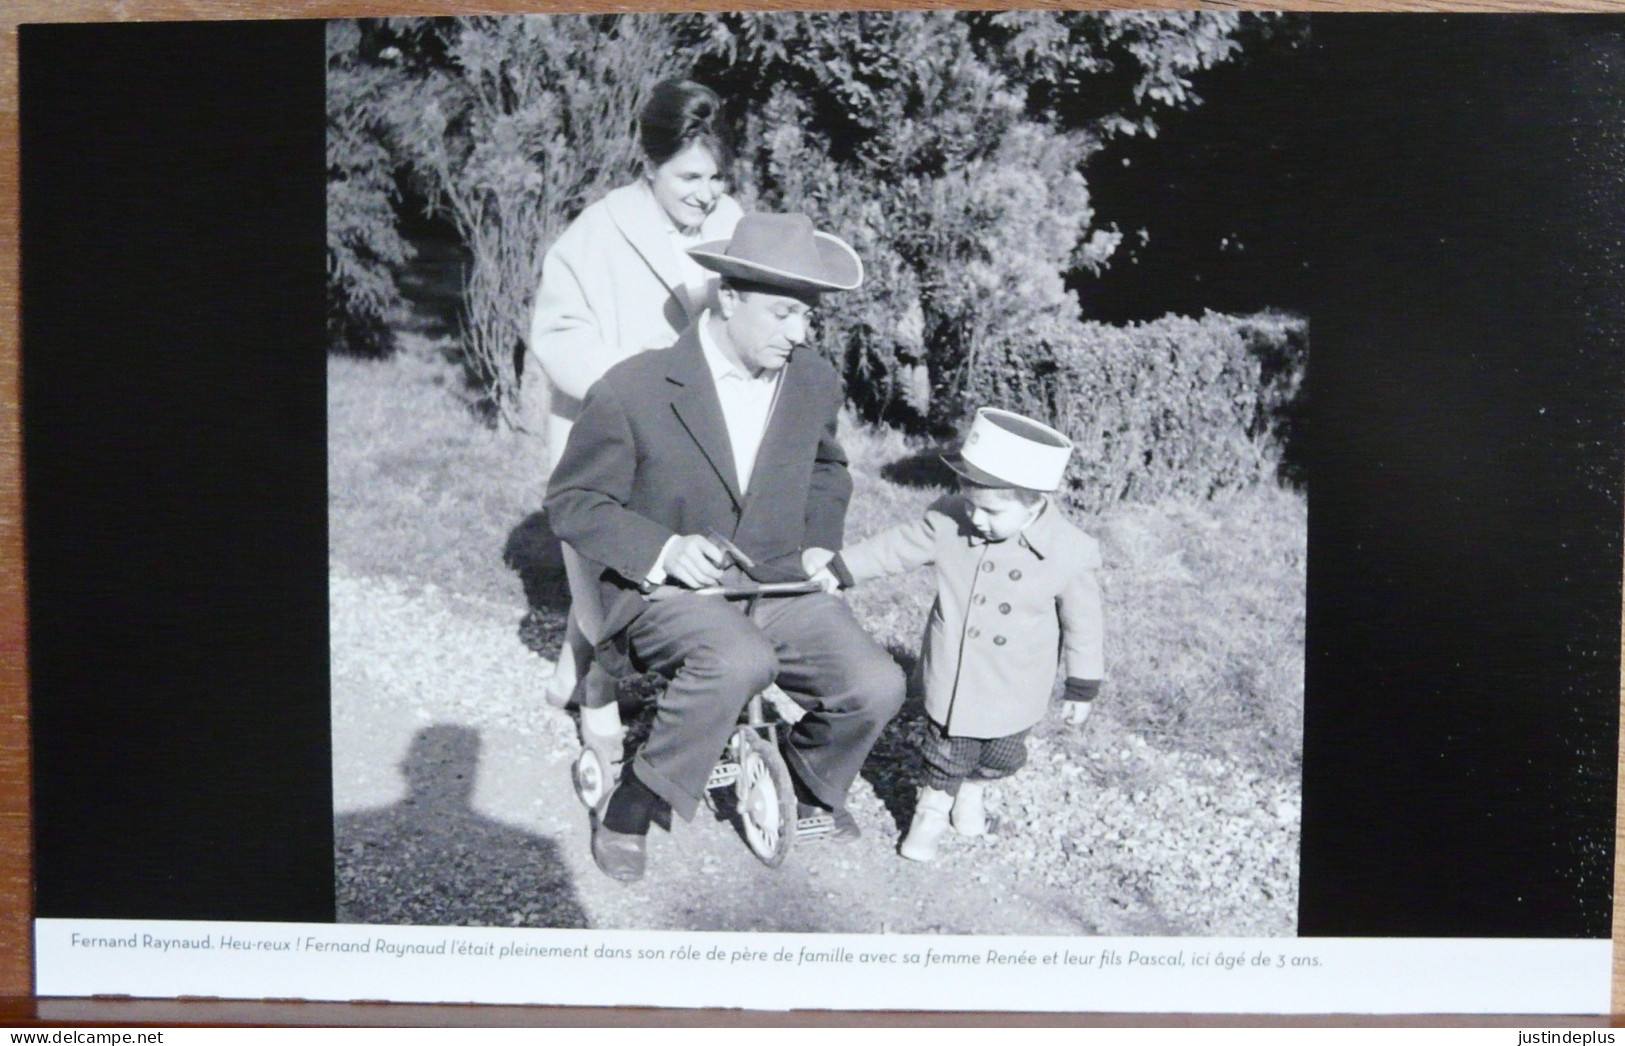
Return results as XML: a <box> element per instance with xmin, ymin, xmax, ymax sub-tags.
<box><xmin>829</xmin><ymin>552</ymin><xmax>856</xmax><ymax>589</ymax></box>
<box><xmin>1064</xmin><ymin>678</ymin><xmax>1101</xmax><ymax>703</ymax></box>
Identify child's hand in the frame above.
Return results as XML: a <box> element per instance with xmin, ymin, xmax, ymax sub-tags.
<box><xmin>1061</xmin><ymin>679</ymin><xmax>1099</xmax><ymax>727</ymax></box>
<box><xmin>809</xmin><ymin>565</ymin><xmax>841</xmax><ymax>594</ymax></box>
<box><xmin>1063</xmin><ymin>701</ymin><xmax>1093</xmax><ymax>727</ymax></box>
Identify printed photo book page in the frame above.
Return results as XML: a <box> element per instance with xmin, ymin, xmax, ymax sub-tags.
<box><xmin>19</xmin><ymin>13</ymin><xmax>1621</xmax><ymax>1014</ymax></box>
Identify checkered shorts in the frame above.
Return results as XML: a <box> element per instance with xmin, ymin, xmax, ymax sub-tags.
<box><xmin>919</xmin><ymin>719</ymin><xmax>1030</xmax><ymax>794</ymax></box>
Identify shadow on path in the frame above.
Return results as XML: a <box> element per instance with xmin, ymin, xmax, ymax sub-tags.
<box><xmin>335</xmin><ymin>725</ymin><xmax>588</xmax><ymax>929</ymax></box>
<box><xmin>503</xmin><ymin>510</ymin><xmax>570</xmax><ymax>660</ymax></box>
<box><xmin>857</xmin><ymin>643</ymin><xmax>928</xmax><ymax>836</ymax></box>
<box><xmin>879</xmin><ymin>447</ymin><xmax>959</xmax><ymax>491</ymax></box>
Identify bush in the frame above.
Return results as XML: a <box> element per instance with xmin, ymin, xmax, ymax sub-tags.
<box><xmin>1033</xmin><ymin>311</ymin><xmax>1308</xmax><ymax>511</ymax></box>
<box><xmin>695</xmin><ymin>11</ymin><xmax>1251</xmax><ymax>431</ymax></box>
<box><xmin>327</xmin><ymin>21</ymin><xmax>417</xmax><ymax>356</ymax></box>
<box><xmin>378</xmin><ymin>16</ymin><xmax>694</xmax><ymax>428</ymax></box>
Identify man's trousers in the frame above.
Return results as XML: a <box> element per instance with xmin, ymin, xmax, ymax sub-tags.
<box><xmin>621</xmin><ymin>589</ymin><xmax>906</xmax><ymax>821</ymax></box>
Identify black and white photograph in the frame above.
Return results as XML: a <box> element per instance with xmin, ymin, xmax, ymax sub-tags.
<box><xmin>325</xmin><ymin>11</ymin><xmax>1310</xmax><ymax>939</ymax></box>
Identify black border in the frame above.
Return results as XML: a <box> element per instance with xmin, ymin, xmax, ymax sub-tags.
<box><xmin>1299</xmin><ymin>15</ymin><xmax>1622</xmax><ymax>937</ymax></box>
<box><xmin>21</xmin><ymin>20</ymin><xmax>334</xmax><ymax>922</ymax></box>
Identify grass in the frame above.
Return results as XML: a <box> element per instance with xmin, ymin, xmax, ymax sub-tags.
<box><xmin>1094</xmin><ymin>489</ymin><xmax>1305</xmax><ymax>777</ymax></box>
<box><xmin>328</xmin><ymin>336</ymin><xmax>548</xmax><ymax>609</ymax></box>
<box><xmin>330</xmin><ymin>348</ymin><xmax>1305</xmax><ymax>784</ymax></box>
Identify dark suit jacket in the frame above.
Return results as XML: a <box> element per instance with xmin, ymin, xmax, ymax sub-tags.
<box><xmin>544</xmin><ymin>322</ymin><xmax>853</xmax><ymax>649</ymax></box>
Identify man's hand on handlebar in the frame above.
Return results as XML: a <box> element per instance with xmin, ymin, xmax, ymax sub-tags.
<box><xmin>661</xmin><ymin>534</ymin><xmax>729</xmax><ymax>589</ymax></box>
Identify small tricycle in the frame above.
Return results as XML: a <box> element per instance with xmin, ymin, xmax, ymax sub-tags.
<box><xmin>569</xmin><ymin>579</ymin><xmax>834</xmax><ymax>868</ymax></box>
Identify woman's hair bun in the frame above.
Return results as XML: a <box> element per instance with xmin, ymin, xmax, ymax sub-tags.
<box><xmin>639</xmin><ymin>79</ymin><xmax>731</xmax><ymax>169</ymax></box>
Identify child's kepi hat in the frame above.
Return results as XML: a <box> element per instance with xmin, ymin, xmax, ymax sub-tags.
<box><xmin>942</xmin><ymin>408</ymin><xmax>1075</xmax><ymax>492</ymax></box>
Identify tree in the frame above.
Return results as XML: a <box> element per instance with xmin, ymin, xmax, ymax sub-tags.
<box><xmin>693</xmin><ymin>11</ymin><xmax>1251</xmax><ymax>429</ymax></box>
<box><xmin>382</xmin><ymin>15</ymin><xmax>693</xmax><ymax>429</ymax></box>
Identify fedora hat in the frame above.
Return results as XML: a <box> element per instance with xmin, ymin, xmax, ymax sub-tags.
<box><xmin>943</xmin><ymin>408</ymin><xmax>1075</xmax><ymax>492</ymax></box>
<box><xmin>688</xmin><ymin>213</ymin><xmax>863</xmax><ymax>295</ymax></box>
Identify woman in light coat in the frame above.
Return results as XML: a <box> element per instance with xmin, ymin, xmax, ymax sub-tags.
<box><xmin>528</xmin><ymin>79</ymin><xmax>743</xmax><ymax>714</ymax></box>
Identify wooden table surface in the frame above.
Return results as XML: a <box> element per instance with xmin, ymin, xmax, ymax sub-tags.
<box><xmin>1</xmin><ymin>0</ymin><xmax>1622</xmax><ymax>1026</ymax></box>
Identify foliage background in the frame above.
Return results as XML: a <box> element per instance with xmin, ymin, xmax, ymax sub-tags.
<box><xmin>325</xmin><ymin>11</ymin><xmax>1308</xmax><ymax>510</ymax></box>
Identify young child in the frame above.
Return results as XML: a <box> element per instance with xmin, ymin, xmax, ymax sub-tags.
<box><xmin>812</xmin><ymin>408</ymin><xmax>1104</xmax><ymax>861</ymax></box>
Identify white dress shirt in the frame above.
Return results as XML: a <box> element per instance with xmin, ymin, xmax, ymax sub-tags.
<box><xmin>697</xmin><ymin>311</ymin><xmax>782</xmax><ymax>495</ymax></box>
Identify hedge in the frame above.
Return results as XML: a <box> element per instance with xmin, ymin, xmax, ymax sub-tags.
<box><xmin>974</xmin><ymin>310</ymin><xmax>1307</xmax><ymax>511</ymax></box>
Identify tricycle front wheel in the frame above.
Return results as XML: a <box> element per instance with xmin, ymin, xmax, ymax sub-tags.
<box><xmin>733</xmin><ymin>728</ymin><xmax>796</xmax><ymax>868</ymax></box>
<box><xmin>572</xmin><ymin>747</ymin><xmax>608</xmax><ymax>810</ymax></box>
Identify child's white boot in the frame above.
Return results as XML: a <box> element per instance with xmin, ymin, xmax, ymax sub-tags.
<box><xmin>900</xmin><ymin>786</ymin><xmax>954</xmax><ymax>862</ymax></box>
<box><xmin>951</xmin><ymin>780</ymin><xmax>987</xmax><ymax>837</ymax></box>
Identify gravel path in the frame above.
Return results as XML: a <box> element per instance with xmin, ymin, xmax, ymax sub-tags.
<box><xmin>332</xmin><ymin>567</ymin><xmax>1298</xmax><ymax>935</ymax></box>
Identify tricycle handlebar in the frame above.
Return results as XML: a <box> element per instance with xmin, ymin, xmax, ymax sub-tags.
<box><xmin>648</xmin><ymin>580</ymin><xmax>824</xmax><ymax>601</ymax></box>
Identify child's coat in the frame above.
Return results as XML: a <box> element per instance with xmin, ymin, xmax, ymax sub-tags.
<box><xmin>839</xmin><ymin>494</ymin><xmax>1103</xmax><ymax>737</ymax></box>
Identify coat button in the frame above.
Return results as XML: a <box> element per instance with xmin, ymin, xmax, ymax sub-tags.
<box><xmin>993</xmin><ymin>635</ymin><xmax>1007</xmax><ymax>646</ymax></box>
<box><xmin>999</xmin><ymin>602</ymin><xmax>1011</xmax><ymax>614</ymax></box>
<box><xmin>973</xmin><ymin>594</ymin><xmax>987</xmax><ymax>605</ymax></box>
<box><xmin>981</xmin><ymin>561</ymin><xmax>995</xmax><ymax>573</ymax></box>
<box><xmin>1009</xmin><ymin>568</ymin><xmax>1023</xmax><ymax>581</ymax></box>
<box><xmin>967</xmin><ymin>627</ymin><xmax>980</xmax><ymax>638</ymax></box>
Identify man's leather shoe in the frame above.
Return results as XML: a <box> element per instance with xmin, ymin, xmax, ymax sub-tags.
<box><xmin>590</xmin><ymin>813</ymin><xmax>648</xmax><ymax>882</ymax></box>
